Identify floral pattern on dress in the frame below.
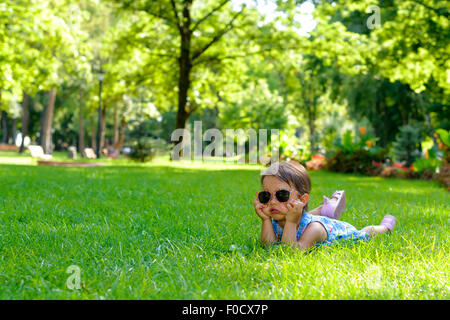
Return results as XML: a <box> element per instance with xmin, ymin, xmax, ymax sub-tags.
<box><xmin>272</xmin><ymin>212</ymin><xmax>369</xmax><ymax>247</ymax></box>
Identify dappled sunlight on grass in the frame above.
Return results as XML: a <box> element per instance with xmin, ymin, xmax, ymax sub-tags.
<box><xmin>0</xmin><ymin>157</ymin><xmax>35</xmax><ymax>165</ymax></box>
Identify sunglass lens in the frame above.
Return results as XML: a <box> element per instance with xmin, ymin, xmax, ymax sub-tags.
<box><xmin>275</xmin><ymin>190</ymin><xmax>291</xmax><ymax>202</ymax></box>
<box><xmin>258</xmin><ymin>191</ymin><xmax>271</xmax><ymax>204</ymax></box>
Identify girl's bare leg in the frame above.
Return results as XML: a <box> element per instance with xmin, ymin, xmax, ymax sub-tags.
<box><xmin>308</xmin><ymin>205</ymin><xmax>323</xmax><ymax>216</ymax></box>
<box><xmin>361</xmin><ymin>225</ymin><xmax>389</xmax><ymax>236</ymax></box>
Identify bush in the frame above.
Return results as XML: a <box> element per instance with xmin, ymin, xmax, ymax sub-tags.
<box><xmin>412</xmin><ymin>157</ymin><xmax>442</xmax><ymax>180</ymax></box>
<box><xmin>326</xmin><ymin>149</ymin><xmax>387</xmax><ymax>176</ymax></box>
<box><xmin>380</xmin><ymin>165</ymin><xmax>418</xmax><ymax>179</ymax></box>
<box><xmin>128</xmin><ymin>138</ymin><xmax>156</xmax><ymax>162</ymax></box>
<box><xmin>436</xmin><ymin>129</ymin><xmax>450</xmax><ymax>148</ymax></box>
<box><xmin>392</xmin><ymin>124</ymin><xmax>422</xmax><ymax>166</ymax></box>
<box><xmin>434</xmin><ymin>159</ymin><xmax>450</xmax><ymax>191</ymax></box>
<box><xmin>335</xmin><ymin>130</ymin><xmax>360</xmax><ymax>154</ymax></box>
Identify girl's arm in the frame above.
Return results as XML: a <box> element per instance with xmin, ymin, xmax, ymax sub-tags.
<box><xmin>282</xmin><ymin>221</ymin><xmax>327</xmax><ymax>250</ymax></box>
<box><xmin>281</xmin><ymin>199</ymin><xmax>304</xmax><ymax>244</ymax></box>
<box><xmin>254</xmin><ymin>197</ymin><xmax>276</xmax><ymax>245</ymax></box>
<box><xmin>282</xmin><ymin>199</ymin><xmax>328</xmax><ymax>250</ymax></box>
<box><xmin>308</xmin><ymin>205</ymin><xmax>323</xmax><ymax>216</ymax></box>
<box><xmin>296</xmin><ymin>222</ymin><xmax>327</xmax><ymax>250</ymax></box>
<box><xmin>261</xmin><ymin>219</ymin><xmax>277</xmax><ymax>245</ymax></box>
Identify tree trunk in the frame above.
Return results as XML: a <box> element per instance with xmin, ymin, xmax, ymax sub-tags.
<box><xmin>78</xmin><ymin>100</ymin><xmax>85</xmax><ymax>155</ymax></box>
<box><xmin>306</xmin><ymin>103</ymin><xmax>316</xmax><ymax>153</ymax></box>
<box><xmin>41</xmin><ymin>88</ymin><xmax>56</xmax><ymax>154</ymax></box>
<box><xmin>39</xmin><ymin>103</ymin><xmax>45</xmax><ymax>146</ymax></box>
<box><xmin>1</xmin><ymin>111</ymin><xmax>8</xmax><ymax>144</ymax></box>
<box><xmin>380</xmin><ymin>99</ymin><xmax>388</xmax><ymax>148</ymax></box>
<box><xmin>418</xmin><ymin>93</ymin><xmax>438</xmax><ymax>147</ymax></box>
<box><xmin>308</xmin><ymin>115</ymin><xmax>315</xmax><ymax>153</ymax></box>
<box><xmin>113</xmin><ymin>104</ymin><xmax>119</xmax><ymax>146</ymax></box>
<box><xmin>171</xmin><ymin>2</ymin><xmax>192</xmax><ymax>160</ymax></box>
<box><xmin>90</xmin><ymin>115</ymin><xmax>97</xmax><ymax>151</ymax></box>
<box><xmin>11</xmin><ymin>118</ymin><xmax>16</xmax><ymax>145</ymax></box>
<box><xmin>19</xmin><ymin>91</ymin><xmax>29</xmax><ymax>153</ymax></box>
<box><xmin>112</xmin><ymin>118</ymin><xmax>127</xmax><ymax>157</ymax></box>
<box><xmin>100</xmin><ymin>106</ymin><xmax>107</xmax><ymax>152</ymax></box>
<box><xmin>0</xmin><ymin>89</ymin><xmax>3</xmax><ymax>144</ymax></box>
<box><xmin>175</xmin><ymin>0</ymin><xmax>192</xmax><ymax>132</ymax></box>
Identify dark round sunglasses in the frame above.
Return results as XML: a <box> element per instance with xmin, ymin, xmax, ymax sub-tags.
<box><xmin>257</xmin><ymin>189</ymin><xmax>297</xmax><ymax>204</ymax></box>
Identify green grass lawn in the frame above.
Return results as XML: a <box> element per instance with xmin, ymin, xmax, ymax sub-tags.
<box><xmin>0</xmin><ymin>152</ymin><xmax>448</xmax><ymax>299</ymax></box>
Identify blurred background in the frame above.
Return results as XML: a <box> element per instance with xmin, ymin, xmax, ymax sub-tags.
<box><xmin>0</xmin><ymin>0</ymin><xmax>448</xmax><ymax>185</ymax></box>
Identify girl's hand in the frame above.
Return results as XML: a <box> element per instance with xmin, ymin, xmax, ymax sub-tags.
<box><xmin>285</xmin><ymin>199</ymin><xmax>305</xmax><ymax>224</ymax></box>
<box><xmin>253</xmin><ymin>197</ymin><xmax>270</xmax><ymax>221</ymax></box>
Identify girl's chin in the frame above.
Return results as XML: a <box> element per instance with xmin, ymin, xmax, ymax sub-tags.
<box><xmin>270</xmin><ymin>213</ymin><xmax>286</xmax><ymax>220</ymax></box>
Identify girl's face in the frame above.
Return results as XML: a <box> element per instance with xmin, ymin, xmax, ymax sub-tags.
<box><xmin>260</xmin><ymin>175</ymin><xmax>303</xmax><ymax>222</ymax></box>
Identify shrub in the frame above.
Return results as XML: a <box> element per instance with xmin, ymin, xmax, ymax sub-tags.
<box><xmin>392</xmin><ymin>124</ymin><xmax>422</xmax><ymax>166</ymax></box>
<box><xmin>412</xmin><ymin>157</ymin><xmax>442</xmax><ymax>180</ymax></box>
<box><xmin>326</xmin><ymin>149</ymin><xmax>387</xmax><ymax>176</ymax></box>
<box><xmin>335</xmin><ymin>130</ymin><xmax>360</xmax><ymax>155</ymax></box>
<box><xmin>380</xmin><ymin>165</ymin><xmax>418</xmax><ymax>179</ymax></box>
<box><xmin>434</xmin><ymin>159</ymin><xmax>450</xmax><ymax>191</ymax></box>
<box><xmin>128</xmin><ymin>137</ymin><xmax>156</xmax><ymax>162</ymax></box>
<box><xmin>332</xmin><ymin>127</ymin><xmax>380</xmax><ymax>156</ymax></box>
<box><xmin>436</xmin><ymin>129</ymin><xmax>450</xmax><ymax>148</ymax></box>
<box><xmin>432</xmin><ymin>129</ymin><xmax>450</xmax><ymax>189</ymax></box>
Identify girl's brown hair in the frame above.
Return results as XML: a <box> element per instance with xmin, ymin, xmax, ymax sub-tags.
<box><xmin>260</xmin><ymin>161</ymin><xmax>311</xmax><ymax>211</ymax></box>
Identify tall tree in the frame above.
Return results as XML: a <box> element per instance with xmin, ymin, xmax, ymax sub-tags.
<box><xmin>19</xmin><ymin>91</ymin><xmax>29</xmax><ymax>152</ymax></box>
<box><xmin>1</xmin><ymin>111</ymin><xmax>7</xmax><ymax>144</ymax></box>
<box><xmin>41</xmin><ymin>88</ymin><xmax>57</xmax><ymax>153</ymax></box>
<box><xmin>117</xmin><ymin>0</ymin><xmax>249</xmax><ymax>131</ymax></box>
<box><xmin>294</xmin><ymin>0</ymin><xmax>449</xmax><ymax>143</ymax></box>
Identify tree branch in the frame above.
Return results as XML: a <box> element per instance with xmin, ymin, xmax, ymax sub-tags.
<box><xmin>192</xmin><ymin>45</ymin><xmax>305</xmax><ymax>66</ymax></box>
<box><xmin>191</xmin><ymin>0</ymin><xmax>230</xmax><ymax>32</ymax></box>
<box><xmin>409</xmin><ymin>0</ymin><xmax>449</xmax><ymax>18</ymax></box>
<box><xmin>138</xmin><ymin>9</ymin><xmax>177</xmax><ymax>27</ymax></box>
<box><xmin>122</xmin><ymin>1</ymin><xmax>178</xmax><ymax>27</ymax></box>
<box><xmin>170</xmin><ymin>0</ymin><xmax>183</xmax><ymax>34</ymax></box>
<box><xmin>191</xmin><ymin>8</ymin><xmax>244</xmax><ymax>62</ymax></box>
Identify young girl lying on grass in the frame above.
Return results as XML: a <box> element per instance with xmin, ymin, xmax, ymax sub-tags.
<box><xmin>253</xmin><ymin>161</ymin><xmax>397</xmax><ymax>250</ymax></box>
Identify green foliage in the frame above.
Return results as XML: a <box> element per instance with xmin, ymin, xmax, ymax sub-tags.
<box><xmin>341</xmin><ymin>75</ymin><xmax>431</xmax><ymax>147</ymax></box>
<box><xmin>278</xmin><ymin>130</ymin><xmax>311</xmax><ymax>164</ymax></box>
<box><xmin>1</xmin><ymin>0</ymin><xmax>448</xmax><ymax>167</ymax></box>
<box><xmin>306</xmin><ymin>0</ymin><xmax>450</xmax><ymax>96</ymax></box>
<box><xmin>332</xmin><ymin>127</ymin><xmax>379</xmax><ymax>156</ymax></box>
<box><xmin>218</xmin><ymin>79</ymin><xmax>288</xmax><ymax>131</ymax></box>
<box><xmin>326</xmin><ymin>124</ymin><xmax>387</xmax><ymax>175</ymax></box>
<box><xmin>392</xmin><ymin>124</ymin><xmax>423</xmax><ymax>166</ymax></box>
<box><xmin>338</xmin><ymin>130</ymin><xmax>360</xmax><ymax>154</ymax></box>
<box><xmin>434</xmin><ymin>160</ymin><xmax>450</xmax><ymax>191</ymax></box>
<box><xmin>295</xmin><ymin>0</ymin><xmax>449</xmax><ymax>148</ymax></box>
<box><xmin>128</xmin><ymin>137</ymin><xmax>156</xmax><ymax>162</ymax></box>
<box><xmin>436</xmin><ymin>129</ymin><xmax>450</xmax><ymax>148</ymax></box>
<box><xmin>412</xmin><ymin>157</ymin><xmax>441</xmax><ymax>174</ymax></box>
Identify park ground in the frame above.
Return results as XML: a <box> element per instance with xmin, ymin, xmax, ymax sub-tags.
<box><xmin>0</xmin><ymin>151</ymin><xmax>448</xmax><ymax>299</ymax></box>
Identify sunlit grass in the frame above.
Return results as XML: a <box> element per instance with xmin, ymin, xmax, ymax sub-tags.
<box><xmin>0</xmin><ymin>155</ymin><xmax>448</xmax><ymax>299</ymax></box>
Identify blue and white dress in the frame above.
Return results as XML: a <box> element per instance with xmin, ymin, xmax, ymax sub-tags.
<box><xmin>272</xmin><ymin>212</ymin><xmax>369</xmax><ymax>247</ymax></box>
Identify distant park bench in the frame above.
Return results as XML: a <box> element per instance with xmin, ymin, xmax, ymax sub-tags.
<box><xmin>0</xmin><ymin>144</ymin><xmax>19</xmax><ymax>151</ymax></box>
<box><xmin>83</xmin><ymin>148</ymin><xmax>97</xmax><ymax>159</ymax></box>
<box><xmin>28</xmin><ymin>145</ymin><xmax>52</xmax><ymax>160</ymax></box>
